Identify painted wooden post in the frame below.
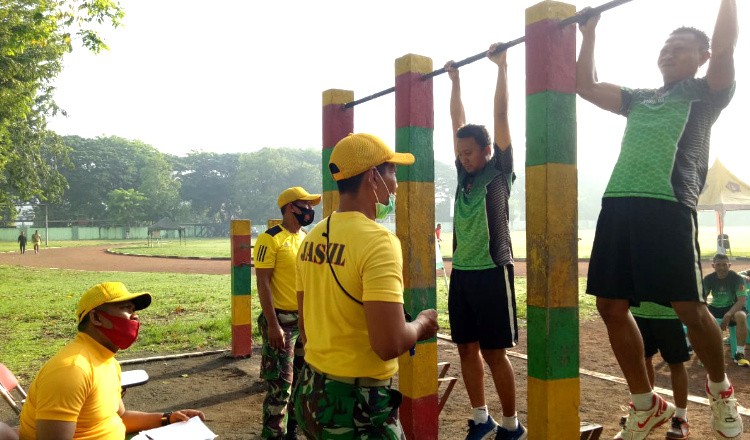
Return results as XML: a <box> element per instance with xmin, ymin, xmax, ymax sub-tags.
<box><xmin>394</xmin><ymin>53</ymin><xmax>438</xmax><ymax>440</ymax></box>
<box><xmin>524</xmin><ymin>2</ymin><xmax>579</xmax><ymax>439</ymax></box>
<box><xmin>322</xmin><ymin>89</ymin><xmax>354</xmax><ymax>216</ymax></box>
<box><xmin>267</xmin><ymin>219</ymin><xmax>282</xmax><ymax>229</ymax></box>
<box><xmin>230</xmin><ymin>219</ymin><xmax>253</xmax><ymax>356</ymax></box>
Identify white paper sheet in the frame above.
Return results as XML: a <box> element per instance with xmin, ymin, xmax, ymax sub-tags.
<box><xmin>136</xmin><ymin>416</ymin><xmax>217</xmax><ymax>440</ymax></box>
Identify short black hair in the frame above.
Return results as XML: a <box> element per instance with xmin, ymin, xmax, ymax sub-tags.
<box><xmin>714</xmin><ymin>253</ymin><xmax>729</xmax><ymax>263</ymax></box>
<box><xmin>456</xmin><ymin>124</ymin><xmax>491</xmax><ymax>149</ymax></box>
<box><xmin>670</xmin><ymin>27</ymin><xmax>710</xmax><ymax>52</ymax></box>
<box><xmin>336</xmin><ymin>163</ymin><xmax>389</xmax><ymax>195</ymax></box>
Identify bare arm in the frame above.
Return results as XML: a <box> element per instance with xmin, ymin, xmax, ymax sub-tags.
<box><xmin>723</xmin><ymin>296</ymin><xmax>747</xmax><ymax>328</ymax></box>
<box><xmin>36</xmin><ymin>420</ymin><xmax>75</xmax><ymax>440</ymax></box>
<box><xmin>576</xmin><ymin>11</ymin><xmax>622</xmax><ymax>113</ymax></box>
<box><xmin>364</xmin><ymin>302</ymin><xmax>438</xmax><ymax>361</ymax></box>
<box><xmin>256</xmin><ymin>268</ymin><xmax>284</xmax><ymax>350</ymax></box>
<box><xmin>488</xmin><ymin>43</ymin><xmax>511</xmax><ymax>151</ymax></box>
<box><xmin>119</xmin><ymin>400</ymin><xmax>205</xmax><ymax>433</ymax></box>
<box><xmin>707</xmin><ymin>0</ymin><xmax>737</xmax><ymax>92</ymax></box>
<box><xmin>445</xmin><ymin>61</ymin><xmax>466</xmax><ymax>158</ymax></box>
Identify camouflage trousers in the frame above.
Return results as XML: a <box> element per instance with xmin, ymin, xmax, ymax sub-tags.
<box><xmin>293</xmin><ymin>364</ymin><xmax>406</xmax><ymax>440</ymax></box>
<box><xmin>259</xmin><ymin>310</ymin><xmax>305</xmax><ymax>439</ymax></box>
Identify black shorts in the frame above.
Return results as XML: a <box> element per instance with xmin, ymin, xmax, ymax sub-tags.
<box><xmin>707</xmin><ymin>305</ymin><xmax>746</xmax><ymax>326</ymax></box>
<box><xmin>634</xmin><ymin>316</ymin><xmax>690</xmax><ymax>364</ymax></box>
<box><xmin>587</xmin><ymin>197</ymin><xmax>704</xmax><ymax>305</ymax></box>
<box><xmin>448</xmin><ymin>265</ymin><xmax>518</xmax><ymax>350</ymax></box>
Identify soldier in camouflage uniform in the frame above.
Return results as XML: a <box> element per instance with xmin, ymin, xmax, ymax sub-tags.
<box><xmin>294</xmin><ymin>133</ymin><xmax>439</xmax><ymax>439</ymax></box>
<box><xmin>255</xmin><ymin>187</ymin><xmax>321</xmax><ymax>439</ymax></box>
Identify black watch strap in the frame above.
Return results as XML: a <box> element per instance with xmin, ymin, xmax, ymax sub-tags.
<box><xmin>161</xmin><ymin>411</ymin><xmax>173</xmax><ymax>426</ymax></box>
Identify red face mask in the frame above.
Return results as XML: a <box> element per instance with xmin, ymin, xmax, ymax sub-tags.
<box><xmin>95</xmin><ymin>311</ymin><xmax>140</xmax><ymax>350</ymax></box>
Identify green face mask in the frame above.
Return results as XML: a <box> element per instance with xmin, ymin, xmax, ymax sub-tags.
<box><xmin>374</xmin><ymin>172</ymin><xmax>395</xmax><ymax>220</ymax></box>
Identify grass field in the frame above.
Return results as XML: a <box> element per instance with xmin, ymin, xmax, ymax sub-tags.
<box><xmin>0</xmin><ymin>264</ymin><xmax>599</xmax><ymax>380</ymax></box>
<box><xmin>0</xmin><ymin>239</ymin><xmax>146</xmax><ymax>253</ymax></box>
<box><xmin>97</xmin><ymin>226</ymin><xmax>750</xmax><ymax>260</ymax></box>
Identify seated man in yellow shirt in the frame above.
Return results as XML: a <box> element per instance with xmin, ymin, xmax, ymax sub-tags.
<box><xmin>19</xmin><ymin>282</ymin><xmax>205</xmax><ymax>440</ymax></box>
<box><xmin>294</xmin><ymin>133</ymin><xmax>439</xmax><ymax>439</ymax></box>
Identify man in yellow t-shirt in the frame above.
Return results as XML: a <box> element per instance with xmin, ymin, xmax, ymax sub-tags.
<box><xmin>19</xmin><ymin>282</ymin><xmax>204</xmax><ymax>440</ymax></box>
<box><xmin>254</xmin><ymin>186</ymin><xmax>321</xmax><ymax>440</ymax></box>
<box><xmin>294</xmin><ymin>133</ymin><xmax>439</xmax><ymax>439</ymax></box>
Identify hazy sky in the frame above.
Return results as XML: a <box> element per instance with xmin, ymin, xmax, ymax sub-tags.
<box><xmin>49</xmin><ymin>0</ymin><xmax>748</xmax><ymax>182</ymax></box>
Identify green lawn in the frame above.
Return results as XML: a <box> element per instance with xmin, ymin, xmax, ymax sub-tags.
<box><xmin>0</xmin><ymin>264</ymin><xmax>599</xmax><ymax>380</ymax></box>
<box><xmin>107</xmin><ymin>238</ymin><xmax>250</xmax><ymax>258</ymax></box>
<box><xmin>0</xmin><ymin>239</ymin><xmax>146</xmax><ymax>253</ymax></box>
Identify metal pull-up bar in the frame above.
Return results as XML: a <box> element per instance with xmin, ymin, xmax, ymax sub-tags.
<box><xmin>343</xmin><ymin>0</ymin><xmax>634</xmax><ymax>109</ymax></box>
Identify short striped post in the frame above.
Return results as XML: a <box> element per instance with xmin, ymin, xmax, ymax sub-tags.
<box><xmin>267</xmin><ymin>219</ymin><xmax>282</xmax><ymax>229</ymax></box>
<box><xmin>230</xmin><ymin>220</ymin><xmax>253</xmax><ymax>357</ymax></box>
<box><xmin>394</xmin><ymin>53</ymin><xmax>438</xmax><ymax>440</ymax></box>
<box><xmin>524</xmin><ymin>2</ymin><xmax>580</xmax><ymax>439</ymax></box>
<box><xmin>322</xmin><ymin>89</ymin><xmax>354</xmax><ymax>216</ymax></box>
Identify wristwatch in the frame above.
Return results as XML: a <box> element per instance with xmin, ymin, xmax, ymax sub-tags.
<box><xmin>161</xmin><ymin>411</ymin><xmax>173</xmax><ymax>426</ymax></box>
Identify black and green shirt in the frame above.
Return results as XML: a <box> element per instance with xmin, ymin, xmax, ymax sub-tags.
<box><xmin>606</xmin><ymin>78</ymin><xmax>734</xmax><ymax>208</ymax></box>
<box><xmin>453</xmin><ymin>143</ymin><xmax>515</xmax><ymax>270</ymax></box>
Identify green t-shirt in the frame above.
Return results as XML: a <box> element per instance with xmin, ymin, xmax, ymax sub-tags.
<box><xmin>605</xmin><ymin>78</ymin><xmax>734</xmax><ymax>208</ymax></box>
<box><xmin>452</xmin><ymin>144</ymin><xmax>514</xmax><ymax>270</ymax></box>
<box><xmin>703</xmin><ymin>271</ymin><xmax>747</xmax><ymax>308</ymax></box>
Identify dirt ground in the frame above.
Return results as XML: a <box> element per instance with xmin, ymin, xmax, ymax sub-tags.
<box><xmin>1</xmin><ymin>246</ymin><xmax>749</xmax><ymax>439</ymax></box>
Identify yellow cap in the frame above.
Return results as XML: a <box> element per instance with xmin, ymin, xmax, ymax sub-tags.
<box><xmin>277</xmin><ymin>187</ymin><xmax>322</xmax><ymax>209</ymax></box>
<box><xmin>76</xmin><ymin>282</ymin><xmax>152</xmax><ymax>323</ymax></box>
<box><xmin>328</xmin><ymin>133</ymin><xmax>415</xmax><ymax>181</ymax></box>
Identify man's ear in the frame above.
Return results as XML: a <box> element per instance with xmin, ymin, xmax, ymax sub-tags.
<box><xmin>88</xmin><ymin>310</ymin><xmax>103</xmax><ymax>327</ymax></box>
<box><xmin>699</xmin><ymin>50</ymin><xmax>711</xmax><ymax>67</ymax></box>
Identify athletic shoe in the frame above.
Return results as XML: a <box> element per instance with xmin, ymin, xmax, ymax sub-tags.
<box><xmin>665</xmin><ymin>417</ymin><xmax>689</xmax><ymax>439</ymax></box>
<box><xmin>707</xmin><ymin>383</ymin><xmax>743</xmax><ymax>439</ymax></box>
<box><xmin>495</xmin><ymin>423</ymin><xmax>527</xmax><ymax>440</ymax></box>
<box><xmin>465</xmin><ymin>415</ymin><xmax>498</xmax><ymax>440</ymax></box>
<box><xmin>614</xmin><ymin>394</ymin><xmax>675</xmax><ymax>440</ymax></box>
<box><xmin>723</xmin><ymin>336</ymin><xmax>731</xmax><ymax>345</ymax></box>
<box><xmin>733</xmin><ymin>352</ymin><xmax>749</xmax><ymax>367</ymax></box>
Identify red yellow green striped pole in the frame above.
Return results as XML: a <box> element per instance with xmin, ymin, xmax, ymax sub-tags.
<box><xmin>322</xmin><ymin>89</ymin><xmax>354</xmax><ymax>216</ymax></box>
<box><xmin>524</xmin><ymin>2</ymin><xmax>580</xmax><ymax>438</ymax></box>
<box><xmin>394</xmin><ymin>53</ymin><xmax>437</xmax><ymax>440</ymax></box>
<box><xmin>230</xmin><ymin>219</ymin><xmax>253</xmax><ymax>357</ymax></box>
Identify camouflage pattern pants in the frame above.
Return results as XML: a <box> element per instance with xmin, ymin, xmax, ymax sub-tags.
<box><xmin>293</xmin><ymin>364</ymin><xmax>406</xmax><ymax>440</ymax></box>
<box><xmin>259</xmin><ymin>310</ymin><xmax>305</xmax><ymax>438</ymax></box>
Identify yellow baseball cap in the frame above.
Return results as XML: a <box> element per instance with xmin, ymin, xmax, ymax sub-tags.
<box><xmin>76</xmin><ymin>282</ymin><xmax>152</xmax><ymax>323</ymax></box>
<box><xmin>277</xmin><ymin>187</ymin><xmax>322</xmax><ymax>209</ymax></box>
<box><xmin>328</xmin><ymin>133</ymin><xmax>415</xmax><ymax>181</ymax></box>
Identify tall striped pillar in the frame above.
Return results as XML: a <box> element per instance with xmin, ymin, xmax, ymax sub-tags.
<box><xmin>394</xmin><ymin>53</ymin><xmax>437</xmax><ymax>440</ymax></box>
<box><xmin>322</xmin><ymin>89</ymin><xmax>354</xmax><ymax>216</ymax></box>
<box><xmin>525</xmin><ymin>2</ymin><xmax>579</xmax><ymax>439</ymax></box>
<box><xmin>230</xmin><ymin>219</ymin><xmax>253</xmax><ymax>357</ymax></box>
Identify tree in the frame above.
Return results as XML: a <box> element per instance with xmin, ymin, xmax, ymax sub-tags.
<box><xmin>234</xmin><ymin>148</ymin><xmax>321</xmax><ymax>225</ymax></box>
<box><xmin>139</xmin><ymin>155</ymin><xmax>181</xmax><ymax>221</ymax></box>
<box><xmin>49</xmin><ymin>135</ymin><xmax>180</xmax><ymax>222</ymax></box>
<box><xmin>0</xmin><ymin>0</ymin><xmax>124</xmax><ymax>214</ymax></box>
<box><xmin>107</xmin><ymin>188</ymin><xmax>146</xmax><ymax>228</ymax></box>
<box><xmin>176</xmin><ymin>152</ymin><xmax>240</xmax><ymax>223</ymax></box>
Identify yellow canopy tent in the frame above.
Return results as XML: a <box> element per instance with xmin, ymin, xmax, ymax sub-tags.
<box><xmin>696</xmin><ymin>159</ymin><xmax>750</xmax><ymax>254</ymax></box>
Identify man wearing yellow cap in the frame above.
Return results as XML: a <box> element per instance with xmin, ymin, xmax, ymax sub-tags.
<box><xmin>254</xmin><ymin>187</ymin><xmax>321</xmax><ymax>440</ymax></box>
<box><xmin>294</xmin><ymin>133</ymin><xmax>439</xmax><ymax>439</ymax></box>
<box><xmin>19</xmin><ymin>282</ymin><xmax>204</xmax><ymax>440</ymax></box>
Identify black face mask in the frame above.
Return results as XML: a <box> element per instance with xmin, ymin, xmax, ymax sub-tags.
<box><xmin>293</xmin><ymin>205</ymin><xmax>315</xmax><ymax>226</ymax></box>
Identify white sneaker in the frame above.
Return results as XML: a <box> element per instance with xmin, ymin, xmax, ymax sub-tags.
<box><xmin>707</xmin><ymin>382</ymin><xmax>743</xmax><ymax>439</ymax></box>
<box><xmin>614</xmin><ymin>394</ymin><xmax>675</xmax><ymax>440</ymax></box>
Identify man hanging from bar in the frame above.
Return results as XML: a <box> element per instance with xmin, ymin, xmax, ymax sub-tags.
<box><xmin>444</xmin><ymin>42</ymin><xmax>525</xmax><ymax>440</ymax></box>
<box><xmin>576</xmin><ymin>1</ymin><xmax>741</xmax><ymax>439</ymax></box>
